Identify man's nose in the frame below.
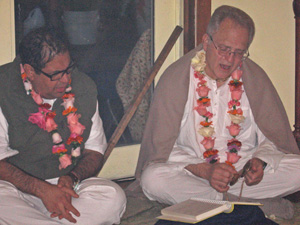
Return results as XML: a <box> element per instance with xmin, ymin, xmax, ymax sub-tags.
<box><xmin>225</xmin><ymin>51</ymin><xmax>235</xmax><ymax>62</ymax></box>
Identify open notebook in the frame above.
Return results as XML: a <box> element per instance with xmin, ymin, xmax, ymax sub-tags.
<box><xmin>157</xmin><ymin>198</ymin><xmax>262</xmax><ymax>224</ymax></box>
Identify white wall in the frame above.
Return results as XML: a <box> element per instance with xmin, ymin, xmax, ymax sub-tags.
<box><xmin>0</xmin><ymin>0</ymin><xmax>15</xmax><ymax>65</ymax></box>
<box><xmin>212</xmin><ymin>0</ymin><xmax>296</xmax><ymax>127</ymax></box>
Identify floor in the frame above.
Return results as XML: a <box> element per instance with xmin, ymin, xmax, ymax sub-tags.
<box><xmin>117</xmin><ymin>181</ymin><xmax>300</xmax><ymax>225</ymax></box>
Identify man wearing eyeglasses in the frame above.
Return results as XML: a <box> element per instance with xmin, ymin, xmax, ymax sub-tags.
<box><xmin>0</xmin><ymin>28</ymin><xmax>126</xmax><ymax>224</ymax></box>
<box><xmin>135</xmin><ymin>5</ymin><xmax>300</xmax><ymax>220</ymax></box>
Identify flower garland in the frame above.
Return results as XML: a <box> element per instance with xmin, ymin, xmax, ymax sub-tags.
<box><xmin>191</xmin><ymin>50</ymin><xmax>245</xmax><ymax>168</ymax></box>
<box><xmin>21</xmin><ymin>65</ymin><xmax>85</xmax><ymax>170</ymax></box>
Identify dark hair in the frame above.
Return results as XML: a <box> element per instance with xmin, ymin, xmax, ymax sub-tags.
<box><xmin>19</xmin><ymin>27</ymin><xmax>69</xmax><ymax>70</ymax></box>
<box><xmin>207</xmin><ymin>5</ymin><xmax>255</xmax><ymax>47</ymax></box>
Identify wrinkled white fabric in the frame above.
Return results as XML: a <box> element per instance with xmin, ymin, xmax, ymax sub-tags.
<box><xmin>0</xmin><ymin>177</ymin><xmax>126</xmax><ymax>225</ymax></box>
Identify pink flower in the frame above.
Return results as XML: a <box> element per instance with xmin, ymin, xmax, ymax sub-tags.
<box><xmin>231</xmin><ymin>69</ymin><xmax>243</xmax><ymax>80</ymax></box>
<box><xmin>228</xmin><ymin>100</ymin><xmax>240</xmax><ymax>109</ymax></box>
<box><xmin>236</xmin><ymin>108</ymin><xmax>243</xmax><ymax>115</ymax></box>
<box><xmin>67</xmin><ymin>113</ymin><xmax>80</xmax><ymax>125</ymax></box>
<box><xmin>226</xmin><ymin>152</ymin><xmax>241</xmax><ymax>164</ymax></box>
<box><xmin>67</xmin><ymin>113</ymin><xmax>86</xmax><ymax>135</ymax></box>
<box><xmin>204</xmin><ymin>112</ymin><xmax>213</xmax><ymax>119</ymax></box>
<box><xmin>59</xmin><ymin>154</ymin><xmax>72</xmax><ymax>170</ymax></box>
<box><xmin>69</xmin><ymin>123</ymin><xmax>85</xmax><ymax>136</ymax></box>
<box><xmin>229</xmin><ymin>84</ymin><xmax>242</xmax><ymax>92</ymax></box>
<box><xmin>196</xmin><ymin>85</ymin><xmax>210</xmax><ymax>97</ymax></box>
<box><xmin>198</xmin><ymin>79</ymin><xmax>207</xmax><ymax>85</ymax></box>
<box><xmin>194</xmin><ymin>71</ymin><xmax>204</xmax><ymax>80</ymax></box>
<box><xmin>195</xmin><ymin>105</ymin><xmax>207</xmax><ymax>116</ymax></box>
<box><xmin>69</xmin><ymin>133</ymin><xmax>78</xmax><ymax>139</ymax></box>
<box><xmin>226</xmin><ymin>123</ymin><xmax>241</xmax><ymax>137</ymax></box>
<box><xmin>52</xmin><ymin>143</ymin><xmax>66</xmax><ymax>154</ymax></box>
<box><xmin>31</xmin><ymin>90</ymin><xmax>43</xmax><ymax>105</ymax></box>
<box><xmin>201</xmin><ymin>137</ymin><xmax>215</xmax><ymax>150</ymax></box>
<box><xmin>45</xmin><ymin>117</ymin><xmax>57</xmax><ymax>132</ymax></box>
<box><xmin>231</xmin><ymin>89</ymin><xmax>243</xmax><ymax>101</ymax></box>
<box><xmin>28</xmin><ymin>107</ymin><xmax>51</xmax><ymax>130</ymax></box>
<box><xmin>206</xmin><ymin>154</ymin><xmax>220</xmax><ymax>164</ymax></box>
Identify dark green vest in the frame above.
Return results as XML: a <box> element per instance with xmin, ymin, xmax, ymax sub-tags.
<box><xmin>0</xmin><ymin>58</ymin><xmax>97</xmax><ymax>180</ymax></box>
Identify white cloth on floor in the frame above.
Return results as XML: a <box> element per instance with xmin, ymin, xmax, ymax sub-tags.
<box><xmin>0</xmin><ymin>177</ymin><xmax>126</xmax><ymax>225</ymax></box>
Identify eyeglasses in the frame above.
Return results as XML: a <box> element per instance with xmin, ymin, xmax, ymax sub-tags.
<box><xmin>208</xmin><ymin>35</ymin><xmax>249</xmax><ymax>60</ymax></box>
<box><xmin>32</xmin><ymin>62</ymin><xmax>75</xmax><ymax>81</ymax></box>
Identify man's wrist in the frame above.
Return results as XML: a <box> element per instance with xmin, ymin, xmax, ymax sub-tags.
<box><xmin>67</xmin><ymin>171</ymin><xmax>80</xmax><ymax>189</ymax></box>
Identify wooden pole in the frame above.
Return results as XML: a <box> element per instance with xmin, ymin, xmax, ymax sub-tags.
<box><xmin>103</xmin><ymin>26</ymin><xmax>183</xmax><ymax>163</ymax></box>
<box><xmin>293</xmin><ymin>0</ymin><xmax>300</xmax><ymax>143</ymax></box>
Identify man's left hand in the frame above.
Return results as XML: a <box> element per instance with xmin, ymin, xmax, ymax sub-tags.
<box><xmin>244</xmin><ymin>158</ymin><xmax>265</xmax><ymax>186</ymax></box>
<box><xmin>50</xmin><ymin>176</ymin><xmax>78</xmax><ymax>220</ymax></box>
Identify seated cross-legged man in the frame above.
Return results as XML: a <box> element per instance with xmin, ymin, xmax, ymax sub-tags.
<box><xmin>138</xmin><ymin>5</ymin><xmax>300</xmax><ymax>219</ymax></box>
<box><xmin>0</xmin><ymin>27</ymin><xmax>126</xmax><ymax>225</ymax></box>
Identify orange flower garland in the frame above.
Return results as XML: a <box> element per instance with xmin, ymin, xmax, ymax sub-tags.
<box><xmin>191</xmin><ymin>50</ymin><xmax>245</xmax><ymax>168</ymax></box>
<box><xmin>21</xmin><ymin>64</ymin><xmax>85</xmax><ymax>170</ymax></box>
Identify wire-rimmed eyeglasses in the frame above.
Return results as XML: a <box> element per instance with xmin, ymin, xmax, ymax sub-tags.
<box><xmin>31</xmin><ymin>62</ymin><xmax>75</xmax><ymax>81</ymax></box>
<box><xmin>208</xmin><ymin>35</ymin><xmax>249</xmax><ymax>60</ymax></box>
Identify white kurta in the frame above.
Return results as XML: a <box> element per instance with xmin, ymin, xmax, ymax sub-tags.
<box><xmin>141</xmin><ymin>66</ymin><xmax>300</xmax><ymax>205</ymax></box>
<box><xmin>0</xmin><ymin>101</ymin><xmax>126</xmax><ymax>225</ymax></box>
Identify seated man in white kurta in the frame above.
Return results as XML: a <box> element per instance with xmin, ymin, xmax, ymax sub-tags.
<box><xmin>138</xmin><ymin>5</ymin><xmax>300</xmax><ymax>219</ymax></box>
<box><xmin>0</xmin><ymin>28</ymin><xmax>126</xmax><ymax>224</ymax></box>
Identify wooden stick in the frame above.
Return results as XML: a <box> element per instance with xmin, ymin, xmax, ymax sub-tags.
<box><xmin>103</xmin><ymin>26</ymin><xmax>183</xmax><ymax>163</ymax></box>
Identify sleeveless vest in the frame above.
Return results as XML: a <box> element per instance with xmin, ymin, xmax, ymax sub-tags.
<box><xmin>0</xmin><ymin>58</ymin><xmax>97</xmax><ymax>179</ymax></box>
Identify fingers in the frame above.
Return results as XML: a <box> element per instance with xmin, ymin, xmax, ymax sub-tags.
<box><xmin>41</xmin><ymin>184</ymin><xmax>80</xmax><ymax>223</ymax></box>
<box><xmin>209</xmin><ymin>163</ymin><xmax>237</xmax><ymax>192</ymax></box>
<box><xmin>58</xmin><ymin>204</ymin><xmax>77</xmax><ymax>223</ymax></box>
<box><xmin>60</xmin><ymin>186</ymin><xmax>79</xmax><ymax>198</ymax></box>
<box><xmin>50</xmin><ymin>202</ymin><xmax>80</xmax><ymax>223</ymax></box>
<box><xmin>65</xmin><ymin>201</ymin><xmax>80</xmax><ymax>218</ymax></box>
<box><xmin>244</xmin><ymin>166</ymin><xmax>263</xmax><ymax>186</ymax></box>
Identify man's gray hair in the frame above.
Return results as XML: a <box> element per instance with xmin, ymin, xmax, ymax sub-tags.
<box><xmin>206</xmin><ymin>5</ymin><xmax>255</xmax><ymax>47</ymax></box>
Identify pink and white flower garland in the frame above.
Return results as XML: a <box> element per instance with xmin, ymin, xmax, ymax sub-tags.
<box><xmin>191</xmin><ymin>50</ymin><xmax>245</xmax><ymax>168</ymax></box>
<box><xmin>21</xmin><ymin>65</ymin><xmax>85</xmax><ymax>170</ymax></box>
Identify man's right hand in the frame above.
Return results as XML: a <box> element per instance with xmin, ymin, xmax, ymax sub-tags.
<box><xmin>37</xmin><ymin>182</ymin><xmax>80</xmax><ymax>223</ymax></box>
<box><xmin>185</xmin><ymin>162</ymin><xmax>237</xmax><ymax>192</ymax></box>
<box><xmin>0</xmin><ymin>160</ymin><xmax>80</xmax><ymax>223</ymax></box>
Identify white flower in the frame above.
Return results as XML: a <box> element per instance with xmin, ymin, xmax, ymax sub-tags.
<box><xmin>71</xmin><ymin>147</ymin><xmax>81</xmax><ymax>157</ymax></box>
<box><xmin>61</xmin><ymin>96</ymin><xmax>75</xmax><ymax>109</ymax></box>
<box><xmin>24</xmin><ymin>81</ymin><xmax>32</xmax><ymax>94</ymax></box>
<box><xmin>229</xmin><ymin>114</ymin><xmax>245</xmax><ymax>124</ymax></box>
<box><xmin>65</xmin><ymin>86</ymin><xmax>72</xmax><ymax>92</ymax></box>
<box><xmin>52</xmin><ymin>132</ymin><xmax>62</xmax><ymax>144</ymax></box>
<box><xmin>191</xmin><ymin>50</ymin><xmax>206</xmax><ymax>72</ymax></box>
<box><xmin>198</xmin><ymin>126</ymin><xmax>214</xmax><ymax>137</ymax></box>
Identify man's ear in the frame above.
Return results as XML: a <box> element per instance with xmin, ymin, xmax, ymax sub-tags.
<box><xmin>202</xmin><ymin>33</ymin><xmax>209</xmax><ymax>51</ymax></box>
<box><xmin>23</xmin><ymin>64</ymin><xmax>35</xmax><ymax>80</ymax></box>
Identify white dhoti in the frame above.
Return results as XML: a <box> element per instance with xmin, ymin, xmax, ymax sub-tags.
<box><xmin>0</xmin><ymin>177</ymin><xmax>126</xmax><ymax>225</ymax></box>
<box><xmin>141</xmin><ymin>154</ymin><xmax>300</xmax><ymax>205</ymax></box>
